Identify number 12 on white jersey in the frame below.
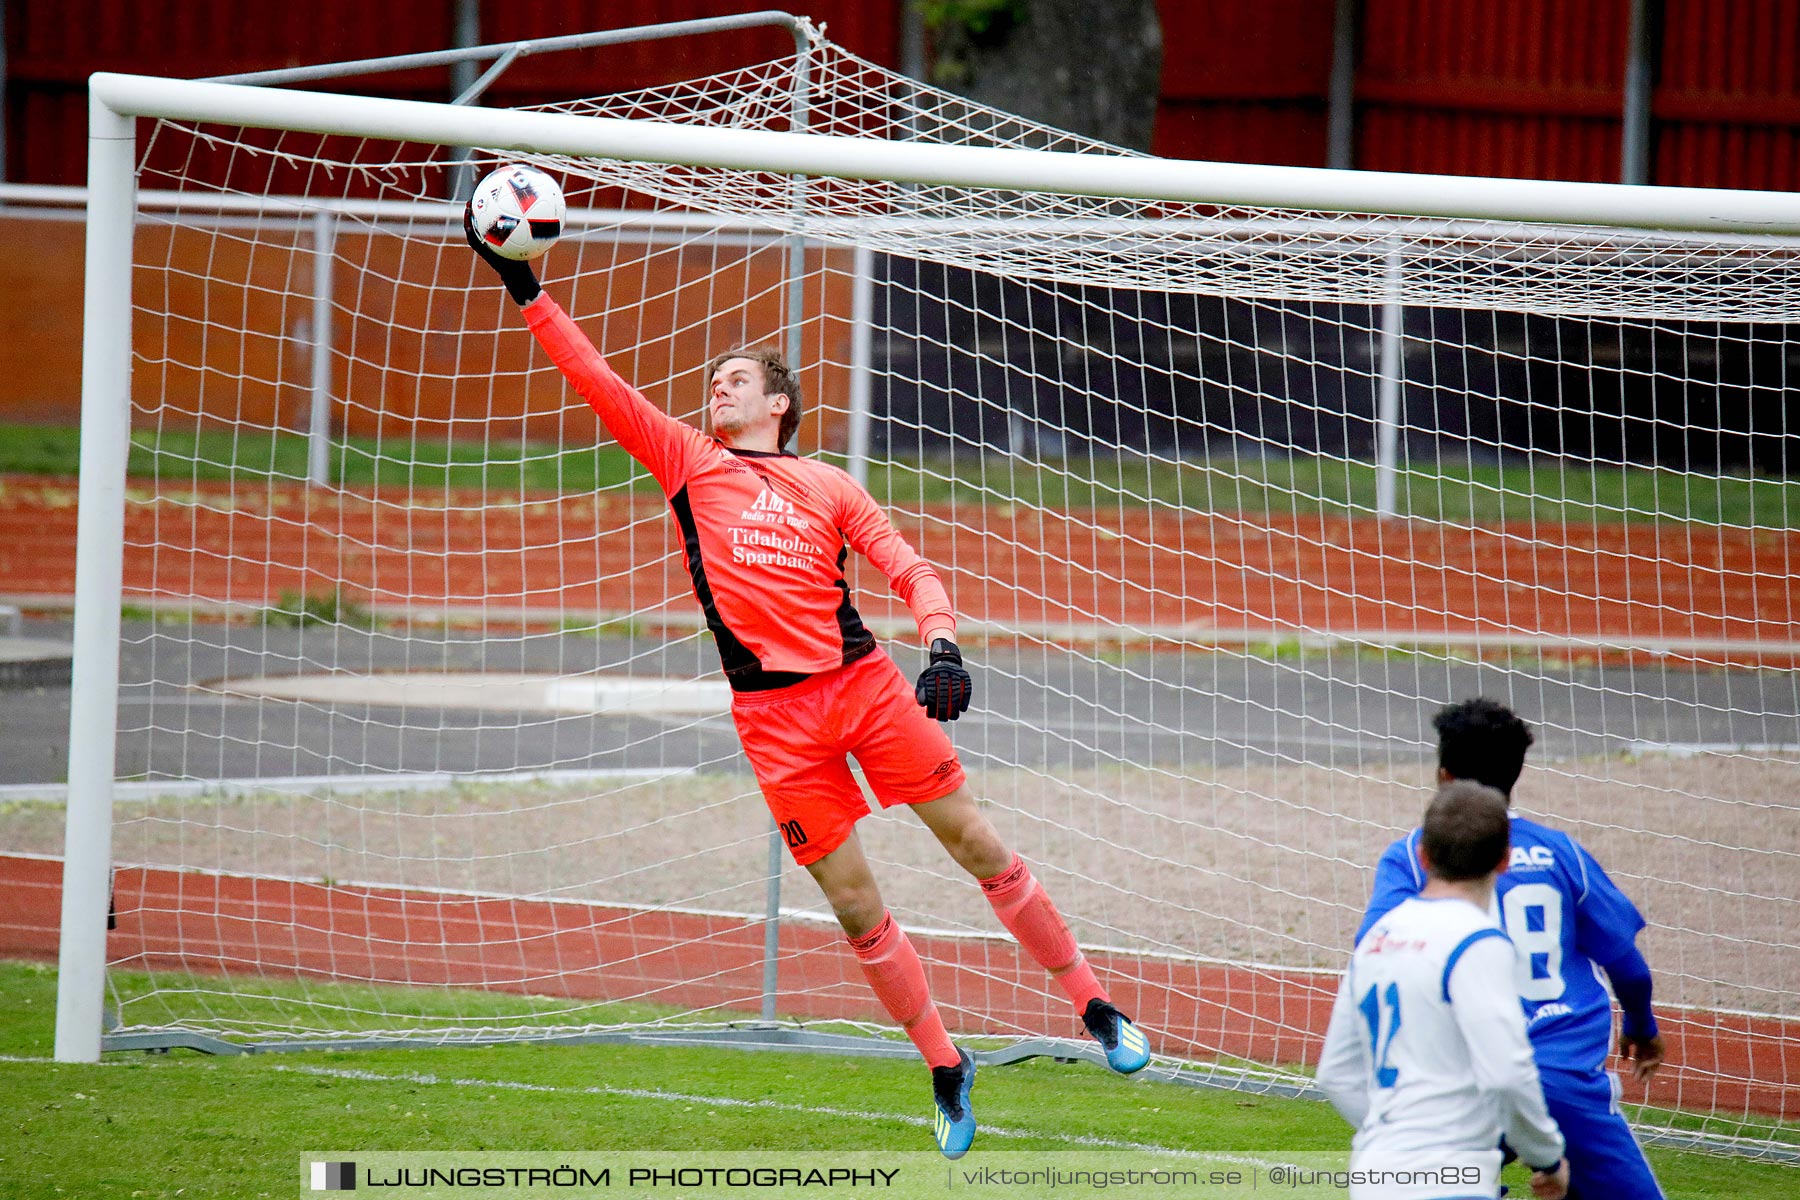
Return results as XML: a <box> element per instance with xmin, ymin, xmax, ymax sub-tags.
<box><xmin>1359</xmin><ymin>981</ymin><xmax>1402</xmax><ymax>1087</ymax></box>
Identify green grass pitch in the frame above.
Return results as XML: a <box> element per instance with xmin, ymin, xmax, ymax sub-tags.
<box><xmin>0</xmin><ymin>962</ymin><xmax>1794</xmax><ymax>1198</ymax></box>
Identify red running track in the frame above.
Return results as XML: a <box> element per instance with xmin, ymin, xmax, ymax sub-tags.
<box><xmin>4</xmin><ymin>854</ymin><xmax>1793</xmax><ymax>1120</ymax></box>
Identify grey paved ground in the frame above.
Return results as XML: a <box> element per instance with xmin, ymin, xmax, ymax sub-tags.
<box><xmin>4</xmin><ymin>616</ymin><xmax>1795</xmax><ymax>1013</ymax></box>
<box><xmin>2</xmin><ymin>616</ymin><xmax>1796</xmax><ymax>787</ymax></box>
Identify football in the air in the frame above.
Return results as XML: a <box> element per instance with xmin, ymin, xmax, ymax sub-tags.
<box><xmin>469</xmin><ymin>164</ymin><xmax>565</xmax><ymax>261</ymax></box>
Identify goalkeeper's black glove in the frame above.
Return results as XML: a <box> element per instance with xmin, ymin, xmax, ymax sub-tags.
<box><xmin>463</xmin><ymin>204</ymin><xmax>542</xmax><ymax>306</ymax></box>
<box><xmin>915</xmin><ymin>638</ymin><xmax>972</xmax><ymax>722</ymax></box>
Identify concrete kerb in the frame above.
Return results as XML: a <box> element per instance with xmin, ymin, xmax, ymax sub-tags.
<box><xmin>0</xmin><ymin>603</ymin><xmax>72</xmax><ymax>688</ymax></box>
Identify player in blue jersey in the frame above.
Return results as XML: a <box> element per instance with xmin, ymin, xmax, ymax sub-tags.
<box><xmin>1358</xmin><ymin>699</ymin><xmax>1665</xmax><ymax>1199</ymax></box>
<box><xmin>1321</xmin><ymin>780</ymin><xmax>1568</xmax><ymax>1200</ymax></box>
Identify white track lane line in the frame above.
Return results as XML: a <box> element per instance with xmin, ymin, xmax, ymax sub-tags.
<box><xmin>264</xmin><ymin>1062</ymin><xmax>1282</xmax><ymax>1165</ymax></box>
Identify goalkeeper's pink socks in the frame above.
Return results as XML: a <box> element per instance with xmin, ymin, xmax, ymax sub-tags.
<box><xmin>848</xmin><ymin>912</ymin><xmax>960</xmax><ymax>1070</ymax></box>
<box><xmin>847</xmin><ymin>862</ymin><xmax>1106</xmax><ymax>1069</ymax></box>
<box><xmin>980</xmin><ymin>855</ymin><xmax>1108</xmax><ymax>1012</ymax></box>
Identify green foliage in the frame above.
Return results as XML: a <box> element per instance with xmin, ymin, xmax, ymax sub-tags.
<box><xmin>921</xmin><ymin>0</ymin><xmax>1029</xmax><ymax>85</ymax></box>
<box><xmin>922</xmin><ymin>0</ymin><xmax>1028</xmax><ymax>38</ymax></box>
<box><xmin>119</xmin><ymin>603</ymin><xmax>199</xmax><ymax>626</ymax></box>
<box><xmin>261</xmin><ymin>589</ymin><xmax>372</xmax><ymax>629</ymax></box>
<box><xmin>557</xmin><ymin>615</ymin><xmax>648</xmax><ymax>639</ymax></box>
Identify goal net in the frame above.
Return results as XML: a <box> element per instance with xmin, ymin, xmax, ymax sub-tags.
<box><xmin>40</xmin><ymin>23</ymin><xmax>1799</xmax><ymax>1158</ymax></box>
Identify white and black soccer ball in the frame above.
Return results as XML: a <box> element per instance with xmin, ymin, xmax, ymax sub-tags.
<box><xmin>469</xmin><ymin>164</ymin><xmax>565</xmax><ymax>261</ymax></box>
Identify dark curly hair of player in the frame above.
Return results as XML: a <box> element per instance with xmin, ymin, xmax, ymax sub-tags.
<box><xmin>1433</xmin><ymin>698</ymin><xmax>1535</xmax><ymax>800</ymax></box>
<box><xmin>1421</xmin><ymin>780</ymin><xmax>1512</xmax><ymax>881</ymax></box>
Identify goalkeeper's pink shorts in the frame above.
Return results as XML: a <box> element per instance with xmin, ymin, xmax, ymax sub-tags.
<box><xmin>730</xmin><ymin>647</ymin><xmax>966</xmax><ymax>866</ymax></box>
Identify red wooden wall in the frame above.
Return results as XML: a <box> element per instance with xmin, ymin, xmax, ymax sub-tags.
<box><xmin>5</xmin><ymin>2</ymin><xmax>1797</xmax><ymax>189</ymax></box>
<box><xmin>1155</xmin><ymin>0</ymin><xmax>1338</xmax><ymax>167</ymax></box>
<box><xmin>4</xmin><ymin>0</ymin><xmax>902</xmax><ymax>188</ymax></box>
<box><xmin>1655</xmin><ymin>0</ymin><xmax>1800</xmax><ymax>190</ymax></box>
<box><xmin>1354</xmin><ymin>0</ymin><xmax>1635</xmax><ymax>181</ymax></box>
<box><xmin>1152</xmin><ymin>0</ymin><xmax>1800</xmax><ymax>190</ymax></box>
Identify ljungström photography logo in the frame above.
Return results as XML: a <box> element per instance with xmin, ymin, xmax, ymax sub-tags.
<box><xmin>309</xmin><ymin>1161</ymin><xmax>355</xmax><ymax>1191</ymax></box>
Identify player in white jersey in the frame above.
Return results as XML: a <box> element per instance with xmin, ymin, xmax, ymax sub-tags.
<box><xmin>1360</xmin><ymin>699</ymin><xmax>1665</xmax><ymax>1198</ymax></box>
<box><xmin>1318</xmin><ymin>781</ymin><xmax>1570</xmax><ymax>1200</ymax></box>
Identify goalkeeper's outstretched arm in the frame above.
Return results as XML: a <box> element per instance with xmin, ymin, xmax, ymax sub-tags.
<box><xmin>464</xmin><ymin>206</ymin><xmax>705</xmax><ymax>493</ymax></box>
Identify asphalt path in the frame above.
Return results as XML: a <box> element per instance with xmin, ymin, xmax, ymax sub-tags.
<box><xmin>3</xmin><ymin>617</ymin><xmax>1796</xmax><ymax>790</ymax></box>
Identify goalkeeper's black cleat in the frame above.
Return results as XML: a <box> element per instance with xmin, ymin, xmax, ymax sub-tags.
<box><xmin>1082</xmin><ymin>998</ymin><xmax>1151</xmax><ymax>1074</ymax></box>
<box><xmin>931</xmin><ymin>1048</ymin><xmax>978</xmax><ymax>1159</ymax></box>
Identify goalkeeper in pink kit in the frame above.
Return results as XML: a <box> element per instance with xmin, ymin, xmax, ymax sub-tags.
<box><xmin>467</xmin><ymin>212</ymin><xmax>1149</xmax><ymax>1158</ymax></box>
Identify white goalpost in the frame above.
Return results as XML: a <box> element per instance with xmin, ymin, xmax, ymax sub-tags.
<box><xmin>42</xmin><ymin>19</ymin><xmax>1800</xmax><ymax>1162</ymax></box>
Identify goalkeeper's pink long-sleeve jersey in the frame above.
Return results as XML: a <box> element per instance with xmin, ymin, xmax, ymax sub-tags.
<box><xmin>523</xmin><ymin>294</ymin><xmax>956</xmax><ymax>691</ymax></box>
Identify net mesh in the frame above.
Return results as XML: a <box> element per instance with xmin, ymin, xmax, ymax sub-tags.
<box><xmin>20</xmin><ymin>25</ymin><xmax>1798</xmax><ymax>1157</ymax></box>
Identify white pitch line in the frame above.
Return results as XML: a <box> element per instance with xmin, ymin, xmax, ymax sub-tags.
<box><xmin>0</xmin><ymin>1051</ymin><xmax>1266</xmax><ymax>1165</ymax></box>
<box><xmin>264</xmin><ymin>1061</ymin><xmax>1280</xmax><ymax>1166</ymax></box>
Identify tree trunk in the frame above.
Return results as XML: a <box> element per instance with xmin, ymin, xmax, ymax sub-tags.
<box><xmin>925</xmin><ymin>0</ymin><xmax>1164</xmax><ymax>152</ymax></box>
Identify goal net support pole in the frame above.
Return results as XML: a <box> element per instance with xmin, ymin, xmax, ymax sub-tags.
<box><xmin>54</xmin><ymin>91</ymin><xmax>137</xmax><ymax>1063</ymax></box>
